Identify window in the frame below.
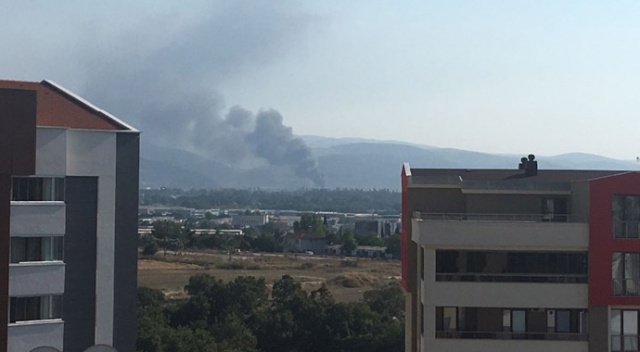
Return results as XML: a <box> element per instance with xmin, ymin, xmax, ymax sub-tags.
<box><xmin>436</xmin><ymin>250</ymin><xmax>588</xmax><ymax>283</ymax></box>
<box><xmin>10</xmin><ymin>237</ymin><xmax>63</xmax><ymax>263</ymax></box>
<box><xmin>613</xmin><ymin>195</ymin><xmax>640</xmax><ymax>238</ymax></box>
<box><xmin>613</xmin><ymin>253</ymin><xmax>640</xmax><ymax>296</ymax></box>
<box><xmin>9</xmin><ymin>296</ymin><xmax>62</xmax><ymax>323</ymax></box>
<box><xmin>436</xmin><ymin>307</ymin><xmax>587</xmax><ymax>341</ymax></box>
<box><xmin>542</xmin><ymin>198</ymin><xmax>568</xmax><ymax>222</ymax></box>
<box><xmin>611</xmin><ymin>309</ymin><xmax>640</xmax><ymax>352</ymax></box>
<box><xmin>11</xmin><ymin>177</ymin><xmax>64</xmax><ymax>201</ymax></box>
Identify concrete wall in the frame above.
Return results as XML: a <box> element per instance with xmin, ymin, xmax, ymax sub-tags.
<box><xmin>413</xmin><ymin>219</ymin><xmax>589</xmax><ymax>251</ymax></box>
<box><xmin>8</xmin><ymin>321</ymin><xmax>64</xmax><ymax>352</ymax></box>
<box><xmin>35</xmin><ymin>128</ymin><xmax>67</xmax><ymax>176</ymax></box>
<box><xmin>588</xmin><ymin>305</ymin><xmax>609</xmax><ymax>352</ymax></box>
<box><xmin>570</xmin><ymin>181</ymin><xmax>590</xmax><ymax>223</ymax></box>
<box><xmin>66</xmin><ymin>130</ymin><xmax>117</xmax><ymax>346</ymax></box>
<box><xmin>427</xmin><ymin>282</ymin><xmax>588</xmax><ymax>308</ymax></box>
<box><xmin>10</xmin><ymin>203</ymin><xmax>65</xmax><ymax>236</ymax></box>
<box><xmin>426</xmin><ymin>339</ymin><xmax>588</xmax><ymax>352</ymax></box>
<box><xmin>9</xmin><ymin>263</ymin><xmax>64</xmax><ymax>296</ymax></box>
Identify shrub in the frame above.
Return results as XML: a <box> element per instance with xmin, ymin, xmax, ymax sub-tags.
<box><xmin>142</xmin><ymin>241</ymin><xmax>159</xmax><ymax>256</ymax></box>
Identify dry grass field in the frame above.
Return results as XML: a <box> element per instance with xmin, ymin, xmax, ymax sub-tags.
<box><xmin>138</xmin><ymin>251</ymin><xmax>401</xmax><ymax>302</ymax></box>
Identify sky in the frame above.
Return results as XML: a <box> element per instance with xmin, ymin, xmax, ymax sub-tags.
<box><xmin>2</xmin><ymin>0</ymin><xmax>639</xmax><ymax>160</ymax></box>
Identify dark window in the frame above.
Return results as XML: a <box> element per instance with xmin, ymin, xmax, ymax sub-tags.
<box><xmin>10</xmin><ymin>237</ymin><xmax>64</xmax><ymax>263</ymax></box>
<box><xmin>436</xmin><ymin>307</ymin><xmax>587</xmax><ymax>341</ymax></box>
<box><xmin>436</xmin><ymin>250</ymin><xmax>587</xmax><ymax>283</ymax></box>
<box><xmin>11</xmin><ymin>177</ymin><xmax>64</xmax><ymax>201</ymax></box>
<box><xmin>542</xmin><ymin>198</ymin><xmax>568</xmax><ymax>222</ymax></box>
<box><xmin>613</xmin><ymin>195</ymin><xmax>640</xmax><ymax>239</ymax></box>
<box><xmin>9</xmin><ymin>296</ymin><xmax>62</xmax><ymax>323</ymax></box>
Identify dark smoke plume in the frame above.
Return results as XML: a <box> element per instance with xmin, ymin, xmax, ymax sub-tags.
<box><xmin>78</xmin><ymin>1</ymin><xmax>324</xmax><ymax>186</ymax></box>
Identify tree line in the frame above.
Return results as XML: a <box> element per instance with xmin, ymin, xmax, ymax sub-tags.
<box><xmin>141</xmin><ymin>218</ymin><xmax>401</xmax><ymax>259</ymax></box>
<box><xmin>138</xmin><ymin>274</ymin><xmax>404</xmax><ymax>352</ymax></box>
<box><xmin>140</xmin><ymin>188</ymin><xmax>401</xmax><ymax>214</ymax></box>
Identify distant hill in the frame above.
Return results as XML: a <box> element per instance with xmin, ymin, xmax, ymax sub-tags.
<box><xmin>140</xmin><ymin>136</ymin><xmax>640</xmax><ymax>190</ymax></box>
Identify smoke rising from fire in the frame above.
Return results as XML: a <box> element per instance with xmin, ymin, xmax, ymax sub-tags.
<box><xmin>78</xmin><ymin>1</ymin><xmax>324</xmax><ymax>186</ymax></box>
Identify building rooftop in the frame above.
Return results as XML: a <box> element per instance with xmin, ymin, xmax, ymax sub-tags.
<box><xmin>0</xmin><ymin>79</ymin><xmax>137</xmax><ymax>131</ymax></box>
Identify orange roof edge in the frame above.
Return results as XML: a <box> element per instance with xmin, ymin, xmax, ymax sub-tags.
<box><xmin>42</xmin><ymin>80</ymin><xmax>139</xmax><ymax>132</ymax></box>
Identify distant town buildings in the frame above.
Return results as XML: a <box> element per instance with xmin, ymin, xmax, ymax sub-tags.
<box><xmin>232</xmin><ymin>214</ymin><xmax>269</xmax><ymax>227</ymax></box>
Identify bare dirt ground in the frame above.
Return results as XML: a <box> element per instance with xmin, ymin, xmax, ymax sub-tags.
<box><xmin>138</xmin><ymin>251</ymin><xmax>401</xmax><ymax>301</ymax></box>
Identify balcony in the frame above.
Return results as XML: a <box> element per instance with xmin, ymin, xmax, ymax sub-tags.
<box><xmin>426</xmin><ymin>281</ymin><xmax>588</xmax><ymax>308</ymax></box>
<box><xmin>10</xmin><ymin>202</ymin><xmax>65</xmax><ymax>236</ymax></box>
<box><xmin>8</xmin><ymin>320</ymin><xmax>64</xmax><ymax>352</ymax></box>
<box><xmin>412</xmin><ymin>213</ymin><xmax>589</xmax><ymax>250</ymax></box>
<box><xmin>9</xmin><ymin>262</ymin><xmax>65</xmax><ymax>296</ymax></box>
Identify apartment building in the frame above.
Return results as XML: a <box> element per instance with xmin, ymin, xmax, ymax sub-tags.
<box><xmin>401</xmin><ymin>158</ymin><xmax>640</xmax><ymax>352</ymax></box>
<box><xmin>0</xmin><ymin>80</ymin><xmax>139</xmax><ymax>352</ymax></box>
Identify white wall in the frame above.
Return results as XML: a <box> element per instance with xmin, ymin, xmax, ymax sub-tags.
<box><xmin>8</xmin><ymin>321</ymin><xmax>64</xmax><ymax>352</ymax></box>
<box><xmin>413</xmin><ymin>219</ymin><xmax>589</xmax><ymax>251</ymax></box>
<box><xmin>65</xmin><ymin>129</ymin><xmax>117</xmax><ymax>346</ymax></box>
<box><xmin>9</xmin><ymin>263</ymin><xmax>65</xmax><ymax>296</ymax></box>
<box><xmin>10</xmin><ymin>203</ymin><xmax>65</xmax><ymax>236</ymax></box>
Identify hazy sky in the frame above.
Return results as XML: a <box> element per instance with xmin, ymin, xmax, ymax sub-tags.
<box><xmin>2</xmin><ymin>1</ymin><xmax>639</xmax><ymax>159</ymax></box>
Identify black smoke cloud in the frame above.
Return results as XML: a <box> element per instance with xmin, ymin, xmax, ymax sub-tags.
<box><xmin>78</xmin><ymin>1</ymin><xmax>324</xmax><ymax>186</ymax></box>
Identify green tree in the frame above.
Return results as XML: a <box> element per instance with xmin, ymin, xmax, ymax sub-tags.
<box><xmin>152</xmin><ymin>220</ymin><xmax>183</xmax><ymax>240</ymax></box>
<box><xmin>384</xmin><ymin>234</ymin><xmax>401</xmax><ymax>259</ymax></box>
<box><xmin>341</xmin><ymin>235</ymin><xmax>358</xmax><ymax>254</ymax></box>
<box><xmin>354</xmin><ymin>232</ymin><xmax>384</xmax><ymax>246</ymax></box>
<box><xmin>298</xmin><ymin>213</ymin><xmax>325</xmax><ymax>235</ymax></box>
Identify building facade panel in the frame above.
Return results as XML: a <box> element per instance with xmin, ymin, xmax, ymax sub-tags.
<box><xmin>428</xmin><ymin>339</ymin><xmax>588</xmax><ymax>352</ymax></box>
<box><xmin>66</xmin><ymin>130</ymin><xmax>117</xmax><ymax>346</ymax></box>
<box><xmin>589</xmin><ymin>173</ymin><xmax>640</xmax><ymax>307</ymax></box>
<box><xmin>112</xmin><ymin>133</ymin><xmax>140</xmax><ymax>351</ymax></box>
<box><xmin>9</xmin><ymin>263</ymin><xmax>64</xmax><ymax>296</ymax></box>
<box><xmin>0</xmin><ymin>87</ymin><xmax>38</xmax><ymax>351</ymax></box>
<box><xmin>35</xmin><ymin>128</ymin><xmax>67</xmax><ymax>176</ymax></box>
<box><xmin>8</xmin><ymin>321</ymin><xmax>63</xmax><ymax>352</ymax></box>
<box><xmin>63</xmin><ymin>176</ymin><xmax>98</xmax><ymax>352</ymax></box>
<box><xmin>426</xmin><ymin>282</ymin><xmax>588</xmax><ymax>308</ymax></box>
<box><xmin>413</xmin><ymin>218</ymin><xmax>589</xmax><ymax>250</ymax></box>
<box><xmin>10</xmin><ymin>203</ymin><xmax>65</xmax><ymax>236</ymax></box>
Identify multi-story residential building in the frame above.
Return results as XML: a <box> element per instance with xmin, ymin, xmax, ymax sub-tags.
<box><xmin>401</xmin><ymin>158</ymin><xmax>640</xmax><ymax>352</ymax></box>
<box><xmin>0</xmin><ymin>80</ymin><xmax>139</xmax><ymax>352</ymax></box>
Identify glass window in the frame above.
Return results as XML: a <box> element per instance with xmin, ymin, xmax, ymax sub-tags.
<box><xmin>436</xmin><ymin>250</ymin><xmax>587</xmax><ymax>283</ymax></box>
<box><xmin>613</xmin><ymin>195</ymin><xmax>640</xmax><ymax>238</ymax></box>
<box><xmin>613</xmin><ymin>252</ymin><xmax>640</xmax><ymax>296</ymax></box>
<box><xmin>9</xmin><ymin>296</ymin><xmax>62</xmax><ymax>323</ymax></box>
<box><xmin>11</xmin><ymin>177</ymin><xmax>64</xmax><ymax>201</ymax></box>
<box><xmin>443</xmin><ymin>307</ymin><xmax>457</xmax><ymax>331</ymax></box>
<box><xmin>626</xmin><ymin>254</ymin><xmax>640</xmax><ymax>296</ymax></box>
<box><xmin>10</xmin><ymin>237</ymin><xmax>63</xmax><ymax>263</ymax></box>
<box><xmin>556</xmin><ymin>310</ymin><xmax>571</xmax><ymax>333</ymax></box>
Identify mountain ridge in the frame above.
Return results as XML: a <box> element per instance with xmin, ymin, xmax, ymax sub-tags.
<box><xmin>140</xmin><ymin>135</ymin><xmax>640</xmax><ymax>190</ymax></box>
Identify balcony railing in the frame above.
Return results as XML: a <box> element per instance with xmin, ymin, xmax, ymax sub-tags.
<box><xmin>417</xmin><ymin>212</ymin><xmax>576</xmax><ymax>222</ymax></box>
<box><xmin>436</xmin><ymin>330</ymin><xmax>587</xmax><ymax>341</ymax></box>
<box><xmin>435</xmin><ymin>273</ymin><xmax>587</xmax><ymax>284</ymax></box>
